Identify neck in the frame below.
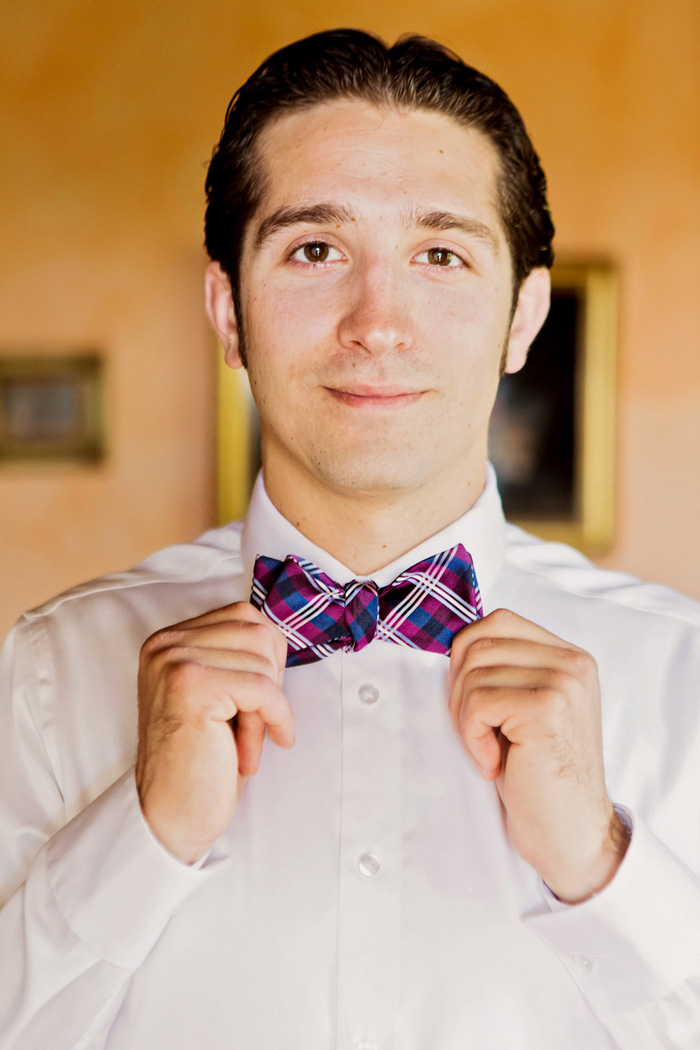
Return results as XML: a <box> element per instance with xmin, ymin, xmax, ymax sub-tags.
<box><xmin>262</xmin><ymin>458</ymin><xmax>487</xmax><ymax>575</ymax></box>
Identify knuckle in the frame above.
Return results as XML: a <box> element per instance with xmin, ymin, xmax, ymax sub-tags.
<box><xmin>246</xmin><ymin>621</ymin><xmax>274</xmax><ymax>646</ymax></box>
<box><xmin>140</xmin><ymin>628</ymin><xmax>167</xmax><ymax>658</ymax></box>
<box><xmin>462</xmin><ymin>663</ymin><xmax>488</xmax><ymax>688</ymax></box>
<box><xmin>558</xmin><ymin>647</ymin><xmax>596</xmax><ymax>681</ymax></box>
<box><xmin>545</xmin><ymin>667</ymin><xmax>570</xmax><ymax>692</ymax></box>
<box><xmin>236</xmin><ymin>669</ymin><xmax>274</xmax><ymax>700</ymax></box>
<box><xmin>468</xmin><ymin>636</ymin><xmax>497</xmax><ymax>658</ymax></box>
<box><xmin>450</xmin><ymin>625</ymin><xmax>473</xmax><ymax>653</ymax></box>
<box><xmin>489</xmin><ymin>607</ymin><xmax>515</xmax><ymax>628</ymax></box>
<box><xmin>162</xmin><ymin>656</ymin><xmax>201</xmax><ymax>692</ymax></box>
<box><xmin>457</xmin><ymin>639</ymin><xmax>491</xmax><ymax>675</ymax></box>
<box><xmin>141</xmin><ymin>646</ymin><xmax>168</xmax><ymax>682</ymax></box>
<box><xmin>229</xmin><ymin>600</ymin><xmax>263</xmax><ymax>620</ymax></box>
<box><xmin>572</xmin><ymin>648</ymin><xmax>597</xmax><ymax>677</ymax></box>
<box><xmin>141</xmin><ymin>627</ymin><xmax>184</xmax><ymax>657</ymax></box>
<box><xmin>538</xmin><ymin>684</ymin><xmax>569</xmax><ymax>717</ymax></box>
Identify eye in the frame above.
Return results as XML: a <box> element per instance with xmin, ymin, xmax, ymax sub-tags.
<box><xmin>415</xmin><ymin>247</ymin><xmax>465</xmax><ymax>268</ymax></box>
<box><xmin>289</xmin><ymin>241</ymin><xmax>344</xmax><ymax>264</ymax></box>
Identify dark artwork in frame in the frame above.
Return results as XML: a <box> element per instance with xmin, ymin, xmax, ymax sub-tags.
<box><xmin>0</xmin><ymin>355</ymin><xmax>104</xmax><ymax>463</ymax></box>
<box><xmin>489</xmin><ymin>289</ymin><xmax>578</xmax><ymax>520</ymax></box>
<box><xmin>488</xmin><ymin>261</ymin><xmax>617</xmax><ymax>554</ymax></box>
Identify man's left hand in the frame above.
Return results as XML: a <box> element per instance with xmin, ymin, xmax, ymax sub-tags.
<box><xmin>448</xmin><ymin>608</ymin><xmax>630</xmax><ymax>904</ymax></box>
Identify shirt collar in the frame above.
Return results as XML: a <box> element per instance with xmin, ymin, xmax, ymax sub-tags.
<box><xmin>241</xmin><ymin>462</ymin><xmax>506</xmax><ymax>601</ymax></box>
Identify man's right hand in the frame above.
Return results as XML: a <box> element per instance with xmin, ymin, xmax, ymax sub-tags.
<box><xmin>135</xmin><ymin>602</ymin><xmax>293</xmax><ymax>865</ymax></box>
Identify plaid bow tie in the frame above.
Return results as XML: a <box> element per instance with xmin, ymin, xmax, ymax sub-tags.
<box><xmin>250</xmin><ymin>544</ymin><xmax>482</xmax><ymax>667</ymax></box>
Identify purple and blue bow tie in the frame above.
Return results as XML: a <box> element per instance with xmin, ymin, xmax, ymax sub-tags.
<box><xmin>250</xmin><ymin>544</ymin><xmax>482</xmax><ymax>667</ymax></box>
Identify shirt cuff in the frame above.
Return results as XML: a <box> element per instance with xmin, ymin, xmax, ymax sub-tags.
<box><xmin>524</xmin><ymin>806</ymin><xmax>700</xmax><ymax>1016</ymax></box>
<box><xmin>45</xmin><ymin>768</ymin><xmax>228</xmax><ymax>969</ymax></box>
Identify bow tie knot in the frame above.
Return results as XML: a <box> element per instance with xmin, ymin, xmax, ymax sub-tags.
<box><xmin>251</xmin><ymin>544</ymin><xmax>483</xmax><ymax>667</ymax></box>
<box><xmin>342</xmin><ymin>579</ymin><xmax>379</xmax><ymax>650</ymax></box>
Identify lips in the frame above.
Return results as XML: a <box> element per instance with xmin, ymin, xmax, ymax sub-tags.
<box><xmin>328</xmin><ymin>383</ymin><xmax>422</xmax><ymax>398</ymax></box>
<box><xmin>324</xmin><ymin>385</ymin><xmax>426</xmax><ymax>409</ymax></box>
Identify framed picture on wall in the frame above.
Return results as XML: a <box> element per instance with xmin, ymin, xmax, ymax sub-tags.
<box><xmin>216</xmin><ymin>261</ymin><xmax>618</xmax><ymax>554</ymax></box>
<box><xmin>0</xmin><ymin>355</ymin><xmax>104</xmax><ymax>462</ymax></box>
<box><xmin>216</xmin><ymin>352</ymin><xmax>261</xmax><ymax>526</ymax></box>
<box><xmin>488</xmin><ymin>261</ymin><xmax>618</xmax><ymax>553</ymax></box>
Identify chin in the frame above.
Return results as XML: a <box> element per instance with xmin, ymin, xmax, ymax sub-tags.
<box><xmin>309</xmin><ymin>451</ymin><xmax>433</xmax><ymax>496</ymax></box>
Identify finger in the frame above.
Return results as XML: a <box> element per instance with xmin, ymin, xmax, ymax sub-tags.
<box><xmin>450</xmin><ymin>651</ymin><xmax>595</xmax><ymax>727</ymax></box>
<box><xmin>153</xmin><ymin>644</ymin><xmax>280</xmax><ymax>685</ymax></box>
<box><xmin>455</xmin><ymin>684</ymin><xmax>535</xmax><ymax>779</ymax></box>
<box><xmin>156</xmin><ymin>662</ymin><xmax>295</xmax><ymax>748</ymax></box>
<box><xmin>167</xmin><ymin>601</ymin><xmax>272</xmax><ymax>631</ymax></box>
<box><xmin>194</xmin><ymin>603</ymin><xmax>289</xmax><ymax>674</ymax></box>
<box><xmin>448</xmin><ymin>663</ymin><xmax>563</xmax><ymax>730</ymax></box>
<box><xmin>452</xmin><ymin>662</ymin><xmax>558</xmax><ymax>699</ymax></box>
<box><xmin>449</xmin><ymin>610</ymin><xmax>585</xmax><ymax>690</ymax></box>
<box><xmin>449</xmin><ymin>649</ymin><xmax>588</xmax><ymax>712</ymax></box>
<box><xmin>146</xmin><ymin>616</ymin><xmax>288</xmax><ymax>682</ymax></box>
<box><xmin>454</xmin><ymin>637</ymin><xmax>587</xmax><ymax>673</ymax></box>
<box><xmin>458</xmin><ymin>701</ymin><xmax>504</xmax><ymax>780</ymax></box>
<box><xmin>451</xmin><ymin>608</ymin><xmax>579</xmax><ymax>671</ymax></box>
<box><xmin>222</xmin><ymin>670</ymin><xmax>294</xmax><ymax>749</ymax></box>
<box><xmin>233</xmin><ymin>711</ymin><xmax>267</xmax><ymax>776</ymax></box>
<box><xmin>189</xmin><ymin>606</ymin><xmax>288</xmax><ymax>682</ymax></box>
<box><xmin>455</xmin><ymin>676</ymin><xmax>570</xmax><ymax>760</ymax></box>
<box><xmin>172</xmin><ymin>621</ymin><xmax>282</xmax><ymax>668</ymax></box>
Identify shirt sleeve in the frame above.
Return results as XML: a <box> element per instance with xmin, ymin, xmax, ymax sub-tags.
<box><xmin>0</xmin><ymin>618</ymin><xmax>226</xmax><ymax>1050</ymax></box>
<box><xmin>524</xmin><ymin>804</ymin><xmax>700</xmax><ymax>1048</ymax></box>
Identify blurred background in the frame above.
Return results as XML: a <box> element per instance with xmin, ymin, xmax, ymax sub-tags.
<box><xmin>1</xmin><ymin>0</ymin><xmax>699</xmax><ymax>641</ymax></box>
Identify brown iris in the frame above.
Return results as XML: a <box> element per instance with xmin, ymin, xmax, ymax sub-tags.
<box><xmin>303</xmin><ymin>242</ymin><xmax>330</xmax><ymax>262</ymax></box>
<box><xmin>426</xmin><ymin>247</ymin><xmax>455</xmax><ymax>266</ymax></box>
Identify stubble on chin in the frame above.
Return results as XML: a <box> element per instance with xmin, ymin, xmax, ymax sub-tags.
<box><xmin>302</xmin><ymin>429</ymin><xmax>440</xmax><ymax>497</ymax></box>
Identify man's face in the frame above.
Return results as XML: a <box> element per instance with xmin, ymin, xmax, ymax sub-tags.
<box><xmin>210</xmin><ymin>99</ymin><xmax>548</xmax><ymax>503</ymax></box>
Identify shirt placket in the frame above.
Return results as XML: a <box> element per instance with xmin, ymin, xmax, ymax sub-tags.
<box><xmin>335</xmin><ymin>643</ymin><xmax>402</xmax><ymax>1050</ymax></box>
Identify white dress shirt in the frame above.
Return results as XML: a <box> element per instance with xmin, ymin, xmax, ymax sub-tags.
<box><xmin>1</xmin><ymin>465</ymin><xmax>700</xmax><ymax>1050</ymax></box>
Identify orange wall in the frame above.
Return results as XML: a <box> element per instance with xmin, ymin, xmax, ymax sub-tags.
<box><xmin>1</xmin><ymin>0</ymin><xmax>699</xmax><ymax>640</ymax></box>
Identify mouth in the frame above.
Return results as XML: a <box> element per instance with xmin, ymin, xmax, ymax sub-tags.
<box><xmin>324</xmin><ymin>384</ymin><xmax>426</xmax><ymax>409</ymax></box>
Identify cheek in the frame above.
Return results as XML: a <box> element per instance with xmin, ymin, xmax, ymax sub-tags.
<box><xmin>245</xmin><ymin>285</ymin><xmax>316</xmax><ymax>373</ymax></box>
<box><xmin>413</xmin><ymin>289</ymin><xmax>504</xmax><ymax>366</ymax></box>
<box><xmin>254</xmin><ymin>280</ymin><xmax>342</xmax><ymax>340</ymax></box>
<box><xmin>245</xmin><ymin>333</ymin><xmax>311</xmax><ymax>419</ymax></box>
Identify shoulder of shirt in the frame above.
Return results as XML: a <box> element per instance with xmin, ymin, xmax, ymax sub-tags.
<box><xmin>20</xmin><ymin>520</ymin><xmax>246</xmax><ymax>623</ymax></box>
<box><xmin>502</xmin><ymin>521</ymin><xmax>700</xmax><ymax>629</ymax></box>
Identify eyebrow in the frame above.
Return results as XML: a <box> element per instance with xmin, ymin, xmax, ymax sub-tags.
<box><xmin>254</xmin><ymin>203</ymin><xmax>356</xmax><ymax>249</ymax></box>
<box><xmin>405</xmin><ymin>207</ymin><xmax>499</xmax><ymax>255</ymax></box>
<box><xmin>253</xmin><ymin>201</ymin><xmax>499</xmax><ymax>255</ymax></box>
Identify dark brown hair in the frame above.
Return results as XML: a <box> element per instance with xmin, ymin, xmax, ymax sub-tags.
<box><xmin>204</xmin><ymin>28</ymin><xmax>554</xmax><ymax>329</ymax></box>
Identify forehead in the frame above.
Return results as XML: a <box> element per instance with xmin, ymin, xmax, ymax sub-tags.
<box><xmin>251</xmin><ymin>98</ymin><xmax>504</xmax><ymax>233</ymax></box>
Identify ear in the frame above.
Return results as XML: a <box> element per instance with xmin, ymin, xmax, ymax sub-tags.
<box><xmin>503</xmin><ymin>267</ymin><xmax>551</xmax><ymax>375</ymax></box>
<box><xmin>205</xmin><ymin>262</ymin><xmax>244</xmax><ymax>369</ymax></box>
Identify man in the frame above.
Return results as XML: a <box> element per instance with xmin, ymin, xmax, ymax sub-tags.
<box><xmin>0</xmin><ymin>28</ymin><xmax>699</xmax><ymax>1050</ymax></box>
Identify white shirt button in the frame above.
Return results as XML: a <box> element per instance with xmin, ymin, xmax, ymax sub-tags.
<box><xmin>570</xmin><ymin>952</ymin><xmax>597</xmax><ymax>972</ymax></box>
<box><xmin>356</xmin><ymin>1042</ymin><xmax>375</xmax><ymax>1050</ymax></box>
<box><xmin>357</xmin><ymin>853</ymin><xmax>381</xmax><ymax>877</ymax></box>
<box><xmin>358</xmin><ymin>683</ymin><xmax>379</xmax><ymax>705</ymax></box>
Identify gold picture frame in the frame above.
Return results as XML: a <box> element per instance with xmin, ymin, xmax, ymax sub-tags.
<box><xmin>488</xmin><ymin>261</ymin><xmax>618</xmax><ymax>553</ymax></box>
<box><xmin>216</xmin><ymin>354</ymin><xmax>259</xmax><ymax>525</ymax></box>
<box><xmin>216</xmin><ymin>261</ymin><xmax>618</xmax><ymax>553</ymax></box>
<box><xmin>0</xmin><ymin>354</ymin><xmax>104</xmax><ymax>463</ymax></box>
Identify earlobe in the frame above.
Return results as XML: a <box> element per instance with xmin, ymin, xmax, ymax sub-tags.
<box><xmin>503</xmin><ymin>267</ymin><xmax>551</xmax><ymax>375</ymax></box>
<box><xmin>205</xmin><ymin>262</ymin><xmax>243</xmax><ymax>369</ymax></box>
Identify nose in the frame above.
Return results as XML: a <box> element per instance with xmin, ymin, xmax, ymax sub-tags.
<box><xmin>337</xmin><ymin>258</ymin><xmax>413</xmax><ymax>356</ymax></box>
